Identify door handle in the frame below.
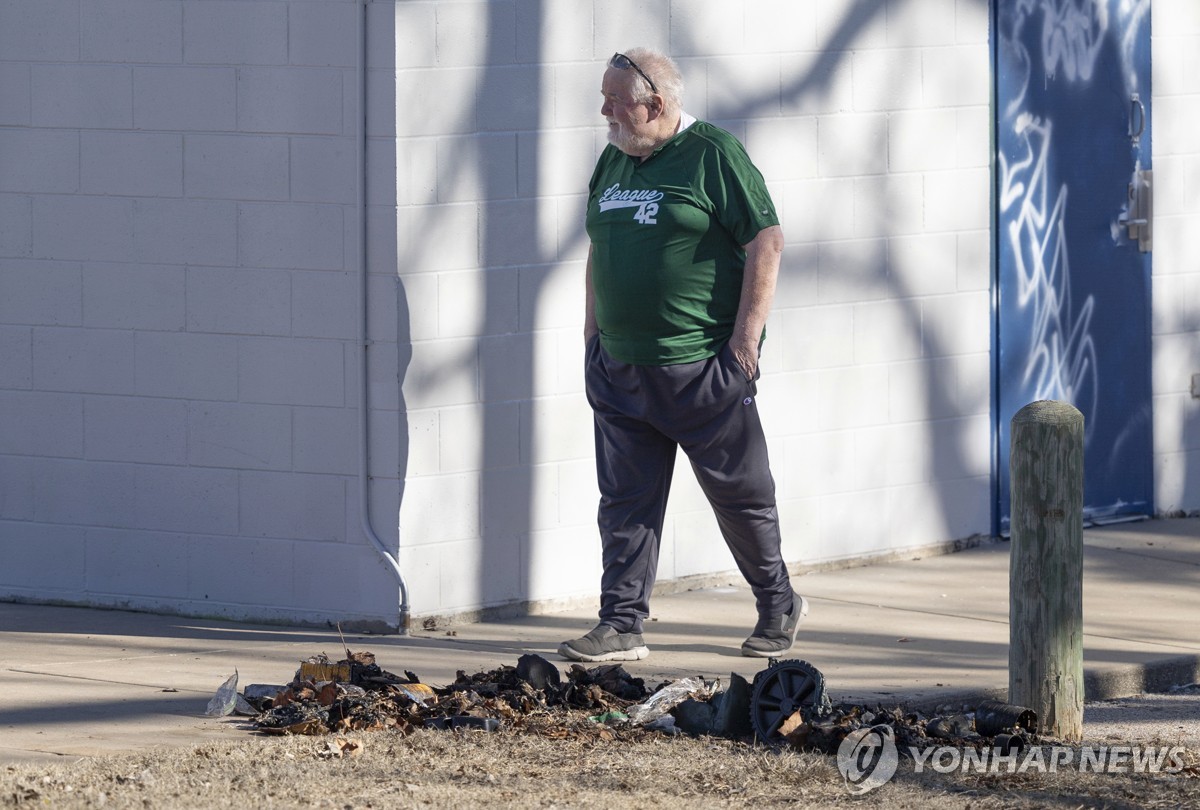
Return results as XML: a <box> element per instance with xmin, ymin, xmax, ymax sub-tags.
<box><xmin>1129</xmin><ymin>93</ymin><xmax>1145</xmax><ymax>143</ymax></box>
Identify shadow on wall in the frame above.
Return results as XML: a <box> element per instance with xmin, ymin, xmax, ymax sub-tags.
<box><xmin>392</xmin><ymin>0</ymin><xmax>994</xmax><ymax>621</ymax></box>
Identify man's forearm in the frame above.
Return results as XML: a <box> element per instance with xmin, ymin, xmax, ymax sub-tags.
<box><xmin>731</xmin><ymin>225</ymin><xmax>784</xmax><ymax>374</ymax></box>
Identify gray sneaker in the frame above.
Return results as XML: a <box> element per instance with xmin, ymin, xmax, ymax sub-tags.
<box><xmin>558</xmin><ymin>624</ymin><xmax>649</xmax><ymax>662</ymax></box>
<box><xmin>741</xmin><ymin>592</ymin><xmax>809</xmax><ymax>658</ymax></box>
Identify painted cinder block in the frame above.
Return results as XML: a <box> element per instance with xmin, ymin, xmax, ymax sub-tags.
<box><xmin>0</xmin><ymin>0</ymin><xmax>80</xmax><ymax>62</ymax></box>
<box><xmin>185</xmin><ymin>134</ymin><xmax>289</xmax><ymax>201</ymax></box>
<box><xmin>293</xmin><ymin>405</ymin><xmax>356</xmax><ymax>476</ymax></box>
<box><xmin>778</xmin><ymin>305</ymin><xmax>854</xmax><ymax>371</ymax></box>
<box><xmin>852</xmin><ymin>49</ymin><xmax>923</xmax><ymax>112</ymax></box>
<box><xmin>782</xmin><ymin>430</ymin><xmax>857</xmax><ymax>499</ymax></box>
<box><xmin>887</xmin><ymin>356</ymin><xmax>963</xmax><ymax>424</ymax></box>
<box><xmin>82</xmin><ymin>132</ymin><xmax>183</xmax><ymax>197</ymax></box>
<box><xmin>888</xmin><ymin>108</ymin><xmax>958</xmax><ymax>172</ymax></box>
<box><xmin>922</xmin><ymin>45</ymin><xmax>990</xmax><ymax>108</ymax></box>
<box><xmin>393</xmin><ymin>69</ymin><xmax>478</xmax><ymax>137</ymax></box>
<box><xmin>188</xmin><ymin>401</ymin><xmax>292</xmax><ymax>471</ymax></box>
<box><xmin>816</xmin><ymin>0</ymin><xmax>888</xmax><ymax>51</ymax></box>
<box><xmin>185</xmin><ymin>266</ymin><xmax>291</xmax><ymax>336</ymax></box>
<box><xmin>292</xmin><ymin>137</ymin><xmax>356</xmax><ymax>205</ymax></box>
<box><xmin>32</xmin><ymin>64</ymin><xmax>133</xmax><ymax>128</ymax></box>
<box><xmin>819</xmin><ymin>113</ymin><xmax>887</xmax><ymax>176</ymax></box>
<box><xmin>436</xmin><ymin>535</ymin><xmax>524</xmax><ymax>610</ymax></box>
<box><xmin>0</xmin><ymin>63</ymin><xmax>30</xmax><ymax>126</ymax></box>
<box><xmin>237</xmin><ymin>336</ymin><xmax>346</xmax><ymax>407</ymax></box>
<box><xmin>921</xmin><ymin>291</ymin><xmax>990</xmax><ymax>356</ymax></box>
<box><xmin>521</xmin><ymin>394</ymin><xmax>592</xmax><ymax>465</ymax></box>
<box><xmin>0</xmin><ymin>455</ymin><xmax>35</xmax><ymax>520</ymax></box>
<box><xmin>781</xmin><ymin>50</ymin><xmax>854</xmax><ymax>117</ymax></box>
<box><xmin>85</xmin><ymin>527</ymin><xmax>189</xmax><ymax>598</ymax></box>
<box><xmin>397</xmin><ymin>203</ymin><xmax>480</xmax><ymax>273</ymax></box>
<box><xmin>477</xmin><ymin>332</ymin><xmax>534</xmax><ymax>403</ymax></box>
<box><xmin>0</xmin><ymin>325</ymin><xmax>32</xmax><ymax>389</ymax></box>
<box><xmin>135</xmin><ymin>331</ymin><xmax>239</xmax><ymax>401</ymax></box>
<box><xmin>817</xmin><ymin>238</ymin><xmax>889</xmax><ymax>304</ymax></box>
<box><xmin>437</xmin><ymin>267</ymin><xmax>518</xmax><ymax>338</ymax></box>
<box><xmin>853</xmin><ymin>173</ymin><xmax>925</xmax><ymax>238</ymax></box>
<box><xmin>239</xmin><ymin>470</ymin><xmax>347</xmax><ymax>542</ymax></box>
<box><xmin>516</xmin><ymin>0</ymin><xmax>592</xmax><ymax>63</ymax></box>
<box><xmin>745</xmin><ymin>118</ymin><xmax>818</xmax><ymax>183</ymax></box>
<box><xmin>817</xmin><ymin>365</ymin><xmax>891</xmax><ymax>430</ymax></box>
<box><xmin>886</xmin><ymin>0</ymin><xmax>957</xmax><ymax>47</ymax></box>
<box><xmin>526</xmin><ymin>526</ymin><xmax>602</xmax><ymax>600</ymax></box>
<box><xmin>434</xmin><ymin>0</ymin><xmax>516</xmax><ymax>68</ymax></box>
<box><xmin>516</xmin><ymin>130</ymin><xmax>595</xmax><ymax>199</ymax></box>
<box><xmin>399</xmin><ymin>471</ymin><xmax>481</xmax><ymax>545</ymax></box>
<box><xmin>925</xmin><ymin>167</ymin><xmax>989</xmax><ymax>232</ymax></box>
<box><xmin>288</xmin><ymin>1</ymin><xmax>357</xmax><ymax>67</ymax></box>
<box><xmin>440</xmin><ymin>401</ymin><xmax>521</xmax><ymax>473</ymax></box>
<box><xmin>134</xmin><ymin>198</ymin><xmax>237</xmax><ymax>266</ymax></box>
<box><xmin>398</xmin><ymin>337</ymin><xmax>478</xmax><ymax>410</ymax></box>
<box><xmin>134</xmin><ymin>464</ymin><xmax>239</xmax><ymax>535</ymax></box>
<box><xmin>183</xmin><ymin>0</ymin><xmax>287</xmax><ymax>65</ymax></box>
<box><xmin>435</xmin><ymin>133</ymin><xmax>518</xmax><ymax>202</ymax></box>
<box><xmin>133</xmin><ymin>66</ymin><xmax>237</xmax><ymax>132</ymax></box>
<box><xmin>32</xmin><ymin>327</ymin><xmax>136</xmax><ymax>396</ymax></box>
<box><xmin>0</xmin><ymin>196</ymin><xmax>31</xmax><ymax>258</ymax></box>
<box><xmin>852</xmin><ymin>299</ymin><xmax>922</xmax><ymax>364</ymax></box>
<box><xmin>83</xmin><ymin>263</ymin><xmax>185</xmax><ymax>331</ymax></box>
<box><xmin>592</xmin><ymin>0</ymin><xmax>670</xmax><ymax>55</ymax></box>
<box><xmin>889</xmin><ymin>232</ymin><xmax>959</xmax><ymax>297</ymax></box>
<box><xmin>477</xmin><ymin>65</ymin><xmax>542</xmax><ymax>133</ymax></box>
<box><xmin>672</xmin><ymin>0</ymin><xmax>746</xmax><ymax>55</ymax></box>
<box><xmin>0</xmin><ymin>260</ymin><xmax>82</xmax><ymax>326</ymax></box>
<box><xmin>84</xmin><ymin>395</ymin><xmax>188</xmax><ymax>465</ymax></box>
<box><xmin>291</xmin><ymin>270</ymin><xmax>357</xmax><ymax>340</ymax></box>
<box><xmin>0</xmin><ymin>523</ymin><xmax>86</xmax><ymax>592</ymax></box>
<box><xmin>237</xmin><ymin>67</ymin><xmax>344</xmax><ymax>135</ymax></box>
<box><xmin>32</xmin><ymin>459</ymin><xmax>137</xmax><ymax>527</ymax></box>
<box><xmin>0</xmin><ymin>391</ymin><xmax>82</xmax><ymax>457</ymax></box>
<box><xmin>33</xmin><ymin>197</ymin><xmax>133</xmax><ymax>263</ymax></box>
<box><xmin>187</xmin><ymin>533</ymin><xmax>295</xmax><ymax>606</ymax></box>
<box><xmin>0</xmin><ymin>130</ymin><xmax>79</xmax><ymax>194</ymax></box>
<box><xmin>706</xmin><ymin>54</ymin><xmax>782</xmax><ymax>117</ymax></box>
<box><xmin>292</xmin><ymin>539</ymin><xmax>396</xmax><ymax>615</ymax></box>
<box><xmin>81</xmin><ymin>0</ymin><xmax>183</xmax><ymax>63</ymax></box>
<box><xmin>237</xmin><ymin>203</ymin><xmax>344</xmax><ymax>271</ymax></box>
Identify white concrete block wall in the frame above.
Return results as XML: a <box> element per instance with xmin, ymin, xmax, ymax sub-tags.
<box><xmin>1151</xmin><ymin>0</ymin><xmax>1200</xmax><ymax>514</ymax></box>
<box><xmin>10</xmin><ymin>0</ymin><xmax>1187</xmax><ymax>628</ymax></box>
<box><xmin>0</xmin><ymin>0</ymin><xmax>401</xmax><ymax>628</ymax></box>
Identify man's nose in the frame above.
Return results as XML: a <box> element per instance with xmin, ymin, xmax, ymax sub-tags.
<box><xmin>600</xmin><ymin>99</ymin><xmax>612</xmax><ymax>116</ymax></box>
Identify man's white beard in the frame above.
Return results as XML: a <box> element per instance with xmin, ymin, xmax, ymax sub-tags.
<box><xmin>608</xmin><ymin>121</ymin><xmax>655</xmax><ymax>156</ymax></box>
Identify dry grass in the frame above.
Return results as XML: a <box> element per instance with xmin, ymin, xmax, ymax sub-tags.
<box><xmin>3</xmin><ymin>727</ymin><xmax>1197</xmax><ymax>809</ymax></box>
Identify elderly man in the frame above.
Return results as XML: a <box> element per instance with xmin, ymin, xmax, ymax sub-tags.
<box><xmin>558</xmin><ymin>48</ymin><xmax>807</xmax><ymax>662</ymax></box>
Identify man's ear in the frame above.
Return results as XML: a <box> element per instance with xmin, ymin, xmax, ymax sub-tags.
<box><xmin>646</xmin><ymin>94</ymin><xmax>664</xmax><ymax>118</ymax></box>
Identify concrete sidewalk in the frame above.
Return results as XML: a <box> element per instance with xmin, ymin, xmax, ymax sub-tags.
<box><xmin>3</xmin><ymin>519</ymin><xmax>1198</xmax><ymax>764</ymax></box>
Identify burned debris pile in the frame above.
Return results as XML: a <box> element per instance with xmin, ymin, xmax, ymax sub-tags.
<box><xmin>215</xmin><ymin>652</ymin><xmax>1044</xmax><ymax>757</ymax></box>
<box><xmin>233</xmin><ymin>651</ymin><xmax>656</xmax><ymax>739</ymax></box>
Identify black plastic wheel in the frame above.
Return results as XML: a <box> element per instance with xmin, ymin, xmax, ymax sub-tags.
<box><xmin>749</xmin><ymin>659</ymin><xmax>828</xmax><ymax>741</ymax></box>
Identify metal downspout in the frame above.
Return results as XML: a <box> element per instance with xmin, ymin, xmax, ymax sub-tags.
<box><xmin>357</xmin><ymin>0</ymin><xmax>411</xmax><ymax>633</ymax></box>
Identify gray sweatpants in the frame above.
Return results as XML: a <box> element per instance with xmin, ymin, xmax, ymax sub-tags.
<box><xmin>585</xmin><ymin>336</ymin><xmax>793</xmax><ymax>635</ymax></box>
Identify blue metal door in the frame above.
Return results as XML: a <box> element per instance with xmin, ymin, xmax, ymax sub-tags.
<box><xmin>995</xmin><ymin>0</ymin><xmax>1153</xmax><ymax>529</ymax></box>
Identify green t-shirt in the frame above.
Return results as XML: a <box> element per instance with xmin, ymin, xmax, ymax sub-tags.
<box><xmin>585</xmin><ymin>119</ymin><xmax>779</xmax><ymax>365</ymax></box>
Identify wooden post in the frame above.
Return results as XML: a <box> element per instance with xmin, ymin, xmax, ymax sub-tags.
<box><xmin>1009</xmin><ymin>400</ymin><xmax>1084</xmax><ymax>742</ymax></box>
